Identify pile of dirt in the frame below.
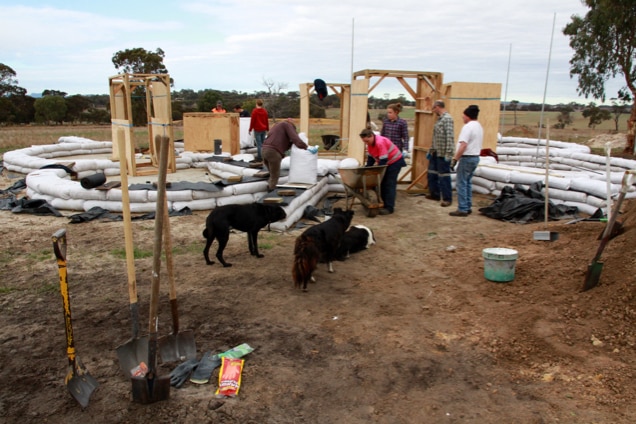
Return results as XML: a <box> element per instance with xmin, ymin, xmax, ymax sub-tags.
<box><xmin>584</xmin><ymin>133</ymin><xmax>628</xmax><ymax>150</ymax></box>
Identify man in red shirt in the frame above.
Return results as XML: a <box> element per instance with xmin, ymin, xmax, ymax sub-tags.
<box><xmin>249</xmin><ymin>99</ymin><xmax>270</xmax><ymax>161</ymax></box>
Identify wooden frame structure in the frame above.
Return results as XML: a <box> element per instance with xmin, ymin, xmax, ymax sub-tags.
<box><xmin>299</xmin><ymin>82</ymin><xmax>351</xmax><ymax>151</ymax></box>
<box><xmin>350</xmin><ymin>69</ymin><xmax>443</xmax><ymax>191</ymax></box>
<box><xmin>109</xmin><ymin>73</ymin><xmax>176</xmax><ymax>176</ymax></box>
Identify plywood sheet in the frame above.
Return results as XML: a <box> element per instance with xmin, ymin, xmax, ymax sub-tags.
<box><xmin>442</xmin><ymin>82</ymin><xmax>502</xmax><ymax>151</ymax></box>
<box><xmin>183</xmin><ymin>113</ymin><xmax>240</xmax><ymax>154</ymax></box>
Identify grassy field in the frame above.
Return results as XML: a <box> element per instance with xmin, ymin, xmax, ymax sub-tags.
<box><xmin>0</xmin><ymin>109</ymin><xmax>629</xmax><ymax>160</ymax></box>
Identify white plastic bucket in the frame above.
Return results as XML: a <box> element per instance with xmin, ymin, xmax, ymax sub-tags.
<box><xmin>482</xmin><ymin>248</ymin><xmax>518</xmax><ymax>282</ymax></box>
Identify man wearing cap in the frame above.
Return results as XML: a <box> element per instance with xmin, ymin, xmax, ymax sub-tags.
<box><xmin>449</xmin><ymin>104</ymin><xmax>483</xmax><ymax>217</ymax></box>
<box><xmin>426</xmin><ymin>100</ymin><xmax>455</xmax><ymax>207</ymax></box>
<box><xmin>212</xmin><ymin>101</ymin><xmax>226</xmax><ymax>113</ymax></box>
<box><xmin>359</xmin><ymin>128</ymin><xmax>407</xmax><ymax>215</ymax></box>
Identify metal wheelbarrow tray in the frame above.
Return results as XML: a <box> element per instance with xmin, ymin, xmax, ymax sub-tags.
<box><xmin>337</xmin><ymin>165</ymin><xmax>387</xmax><ymax>217</ymax></box>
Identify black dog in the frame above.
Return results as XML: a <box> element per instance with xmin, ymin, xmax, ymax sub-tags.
<box><xmin>292</xmin><ymin>208</ymin><xmax>354</xmax><ymax>291</ymax></box>
<box><xmin>335</xmin><ymin>225</ymin><xmax>376</xmax><ymax>261</ymax></box>
<box><xmin>203</xmin><ymin>203</ymin><xmax>286</xmax><ymax>267</ymax></box>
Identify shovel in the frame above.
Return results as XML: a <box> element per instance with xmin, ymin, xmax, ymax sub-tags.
<box><xmin>131</xmin><ymin>135</ymin><xmax>171</xmax><ymax>403</ymax></box>
<box><xmin>158</xmin><ymin>192</ymin><xmax>196</xmax><ymax>362</ymax></box>
<box><xmin>52</xmin><ymin>229</ymin><xmax>99</xmax><ymax>408</ymax></box>
<box><xmin>583</xmin><ymin>169</ymin><xmax>636</xmax><ymax>291</ymax></box>
<box><xmin>116</xmin><ymin>134</ymin><xmax>149</xmax><ymax>377</ymax></box>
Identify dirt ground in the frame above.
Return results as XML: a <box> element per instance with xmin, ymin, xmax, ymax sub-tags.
<box><xmin>1</xmin><ymin>177</ymin><xmax>636</xmax><ymax>424</ymax></box>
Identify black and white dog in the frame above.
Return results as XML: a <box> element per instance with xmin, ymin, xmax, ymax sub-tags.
<box><xmin>203</xmin><ymin>203</ymin><xmax>286</xmax><ymax>267</ymax></box>
<box><xmin>335</xmin><ymin>225</ymin><xmax>376</xmax><ymax>261</ymax></box>
<box><xmin>292</xmin><ymin>208</ymin><xmax>354</xmax><ymax>291</ymax></box>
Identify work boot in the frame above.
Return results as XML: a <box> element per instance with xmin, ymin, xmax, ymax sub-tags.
<box><xmin>449</xmin><ymin>210</ymin><xmax>468</xmax><ymax>217</ymax></box>
<box><xmin>440</xmin><ymin>201</ymin><xmax>452</xmax><ymax>207</ymax></box>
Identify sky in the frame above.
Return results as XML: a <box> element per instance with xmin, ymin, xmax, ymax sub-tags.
<box><xmin>0</xmin><ymin>0</ymin><xmax>626</xmax><ymax>105</ymax></box>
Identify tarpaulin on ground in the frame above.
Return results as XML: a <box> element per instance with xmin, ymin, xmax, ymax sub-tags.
<box><xmin>478</xmin><ymin>181</ymin><xmax>579</xmax><ymax>223</ymax></box>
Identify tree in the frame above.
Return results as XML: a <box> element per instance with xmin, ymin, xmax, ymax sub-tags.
<box><xmin>42</xmin><ymin>89</ymin><xmax>67</xmax><ymax>97</ymax></box>
<box><xmin>0</xmin><ymin>63</ymin><xmax>27</xmax><ymax>97</ymax></box>
<box><xmin>563</xmin><ymin>0</ymin><xmax>636</xmax><ymax>153</ymax></box>
<box><xmin>554</xmin><ymin>103</ymin><xmax>575</xmax><ymax>129</ymax></box>
<box><xmin>112</xmin><ymin>47</ymin><xmax>168</xmax><ymax>75</ymax></box>
<box><xmin>65</xmin><ymin>95</ymin><xmax>92</xmax><ymax>122</ymax></box>
<box><xmin>112</xmin><ymin>47</ymin><xmax>169</xmax><ymax>125</ymax></box>
<box><xmin>34</xmin><ymin>96</ymin><xmax>67</xmax><ymax>124</ymax></box>
<box><xmin>509</xmin><ymin>100</ymin><xmax>519</xmax><ymax>126</ymax></box>
<box><xmin>582</xmin><ymin>102</ymin><xmax>611</xmax><ymax>129</ymax></box>
<box><xmin>610</xmin><ymin>89</ymin><xmax>632</xmax><ymax>132</ymax></box>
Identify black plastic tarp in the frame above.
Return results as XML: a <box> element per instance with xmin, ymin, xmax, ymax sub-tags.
<box><xmin>478</xmin><ymin>181</ymin><xmax>579</xmax><ymax>223</ymax></box>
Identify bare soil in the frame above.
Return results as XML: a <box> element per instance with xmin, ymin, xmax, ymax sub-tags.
<box><xmin>1</xmin><ymin>167</ymin><xmax>636</xmax><ymax>423</ymax></box>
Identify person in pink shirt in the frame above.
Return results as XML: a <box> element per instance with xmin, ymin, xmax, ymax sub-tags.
<box><xmin>358</xmin><ymin>128</ymin><xmax>407</xmax><ymax>215</ymax></box>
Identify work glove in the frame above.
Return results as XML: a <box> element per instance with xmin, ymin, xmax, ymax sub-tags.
<box><xmin>170</xmin><ymin>358</ymin><xmax>199</xmax><ymax>388</ymax></box>
<box><xmin>402</xmin><ymin>150</ymin><xmax>410</xmax><ymax>159</ymax></box>
<box><xmin>190</xmin><ymin>351</ymin><xmax>222</xmax><ymax>384</ymax></box>
<box><xmin>450</xmin><ymin>159</ymin><xmax>458</xmax><ymax>171</ymax></box>
<box><xmin>308</xmin><ymin>146</ymin><xmax>319</xmax><ymax>154</ymax></box>
<box><xmin>426</xmin><ymin>151</ymin><xmax>432</xmax><ymax>161</ymax></box>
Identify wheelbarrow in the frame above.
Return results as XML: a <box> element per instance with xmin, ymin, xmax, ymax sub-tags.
<box><xmin>337</xmin><ymin>165</ymin><xmax>387</xmax><ymax>217</ymax></box>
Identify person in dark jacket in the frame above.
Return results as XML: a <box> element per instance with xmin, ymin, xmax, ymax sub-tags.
<box><xmin>261</xmin><ymin>120</ymin><xmax>308</xmax><ymax>191</ymax></box>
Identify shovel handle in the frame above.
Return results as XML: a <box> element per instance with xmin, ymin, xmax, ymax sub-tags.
<box><xmin>52</xmin><ymin>229</ymin><xmax>76</xmax><ymax>366</ymax></box>
<box><xmin>147</xmin><ymin>135</ymin><xmax>170</xmax><ymax>375</ymax></box>
<box><xmin>163</xmin><ymin>197</ymin><xmax>180</xmax><ymax>335</ymax></box>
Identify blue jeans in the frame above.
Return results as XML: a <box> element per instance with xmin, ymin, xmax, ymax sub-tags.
<box><xmin>426</xmin><ymin>152</ymin><xmax>453</xmax><ymax>202</ymax></box>
<box><xmin>379</xmin><ymin>157</ymin><xmax>406</xmax><ymax>213</ymax></box>
<box><xmin>455</xmin><ymin>156</ymin><xmax>480</xmax><ymax>212</ymax></box>
<box><xmin>254</xmin><ymin>131</ymin><xmax>267</xmax><ymax>160</ymax></box>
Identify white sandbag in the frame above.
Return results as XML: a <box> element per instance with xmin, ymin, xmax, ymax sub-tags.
<box><xmin>216</xmin><ymin>193</ymin><xmax>255</xmax><ymax>206</ymax></box>
<box><xmin>328</xmin><ymin>183</ymin><xmax>345</xmax><ymax>193</ymax></box>
<box><xmin>288</xmin><ymin>145</ymin><xmax>317</xmax><ymax>184</ymax></box>
<box><xmin>166</xmin><ymin>190</ymin><xmax>194</xmax><ymax>202</ymax></box>
<box><xmin>232</xmin><ymin>153</ymin><xmax>255</xmax><ymax>163</ymax></box>
<box><xmin>472</xmin><ymin>185</ymin><xmax>491</xmax><ymax>195</ymax></box>
<box><xmin>51</xmin><ymin>198</ymin><xmax>86</xmax><ymax>211</ymax></box>
<box><xmin>474</xmin><ymin>166</ymin><xmax>511</xmax><ymax>183</ymax></box>
<box><xmin>586</xmin><ymin>195</ymin><xmax>607</xmax><ymax>208</ymax></box>
<box><xmin>239</xmin><ymin>117</ymin><xmax>255</xmax><ymax>149</ymax></box>
<box><xmin>569</xmin><ymin>178</ymin><xmax>620</xmax><ymax>198</ymax></box>
<box><xmin>472</xmin><ymin>176</ymin><xmax>496</xmax><ymax>191</ymax></box>
<box><xmin>173</xmin><ymin>198</ymin><xmax>217</xmax><ymax>211</ymax></box>
<box><xmin>281</xmin><ymin>156</ymin><xmax>291</xmax><ymax>170</ymax></box>
<box><xmin>270</xmin><ymin>184</ymin><xmax>329</xmax><ymax>232</ymax></box>
<box><xmin>558</xmin><ymin>200</ymin><xmax>598</xmax><ymax>216</ymax></box>
<box><xmin>232</xmin><ymin>181</ymin><xmax>268</xmax><ymax>195</ymax></box>
<box><xmin>479</xmin><ymin>156</ymin><xmax>497</xmax><ymax>165</ymax></box>
<box><xmin>338</xmin><ymin>157</ymin><xmax>361</xmax><ymax>169</ymax></box>
<box><xmin>508</xmin><ymin>171</ymin><xmax>545</xmax><ymax>185</ymax></box>
<box><xmin>319</xmin><ymin>159</ymin><xmax>344</xmax><ymax>174</ymax></box>
<box><xmin>545</xmin><ymin>187</ymin><xmax>586</xmax><ymax>203</ymax></box>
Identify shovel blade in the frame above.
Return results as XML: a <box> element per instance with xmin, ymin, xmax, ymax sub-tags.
<box><xmin>116</xmin><ymin>336</ymin><xmax>149</xmax><ymax>377</ymax></box>
<box><xmin>66</xmin><ymin>357</ymin><xmax>99</xmax><ymax>408</ymax></box>
<box><xmin>131</xmin><ymin>374</ymin><xmax>171</xmax><ymax>404</ymax></box>
<box><xmin>158</xmin><ymin>331</ymin><xmax>197</xmax><ymax>363</ymax></box>
<box><xmin>583</xmin><ymin>262</ymin><xmax>604</xmax><ymax>291</ymax></box>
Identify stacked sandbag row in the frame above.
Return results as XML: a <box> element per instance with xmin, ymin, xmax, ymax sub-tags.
<box><xmin>467</xmin><ymin>136</ymin><xmax>636</xmax><ymax>215</ymax></box>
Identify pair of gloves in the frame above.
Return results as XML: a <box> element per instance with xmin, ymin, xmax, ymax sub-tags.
<box><xmin>169</xmin><ymin>351</ymin><xmax>222</xmax><ymax>388</ymax></box>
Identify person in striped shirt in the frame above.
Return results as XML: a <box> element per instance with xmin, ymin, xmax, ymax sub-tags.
<box><xmin>381</xmin><ymin>102</ymin><xmax>409</xmax><ymax>154</ymax></box>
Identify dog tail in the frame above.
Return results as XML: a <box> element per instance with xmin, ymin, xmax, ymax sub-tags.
<box><xmin>292</xmin><ymin>235</ymin><xmax>320</xmax><ymax>290</ymax></box>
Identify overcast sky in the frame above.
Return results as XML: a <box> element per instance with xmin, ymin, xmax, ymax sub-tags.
<box><xmin>0</xmin><ymin>1</ymin><xmax>626</xmax><ymax>105</ymax></box>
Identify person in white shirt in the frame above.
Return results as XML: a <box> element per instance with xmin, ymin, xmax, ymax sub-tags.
<box><xmin>449</xmin><ymin>105</ymin><xmax>483</xmax><ymax>217</ymax></box>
